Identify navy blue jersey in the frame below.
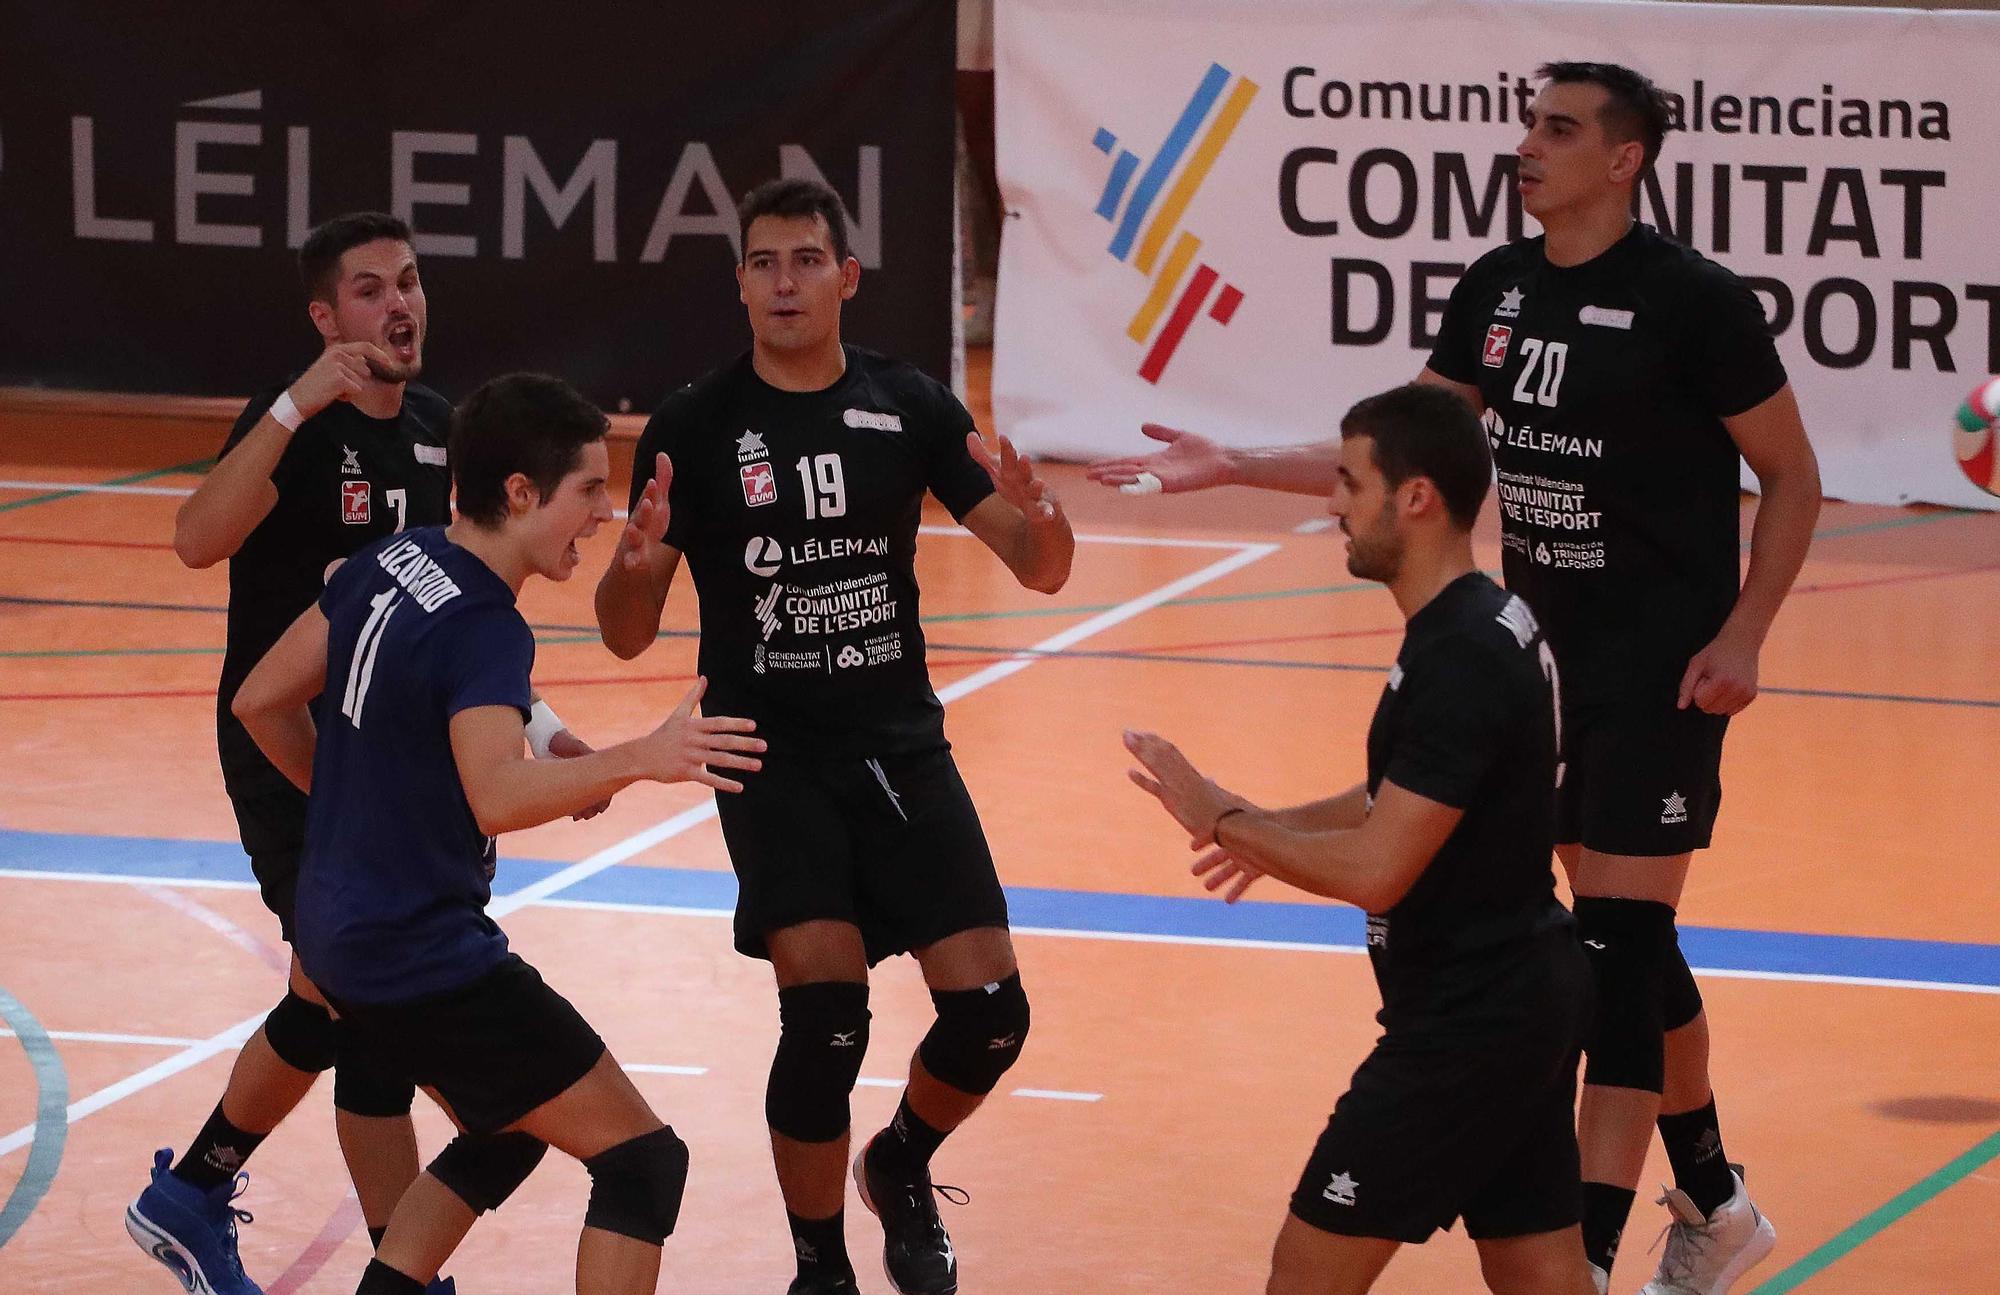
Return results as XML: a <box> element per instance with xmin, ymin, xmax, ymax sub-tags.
<box><xmin>294</xmin><ymin>527</ymin><xmax>532</xmax><ymax>1005</ymax></box>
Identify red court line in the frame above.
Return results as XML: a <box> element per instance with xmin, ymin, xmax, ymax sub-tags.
<box><xmin>0</xmin><ymin>534</ymin><xmax>178</xmax><ymax>552</ymax></box>
<box><xmin>1792</xmin><ymin>561</ymin><xmax>2000</xmax><ymax>597</ymax></box>
<box><xmin>0</xmin><ymin>687</ymin><xmax>214</xmax><ymax>703</ymax></box>
<box><xmin>265</xmin><ymin>1189</ymin><xmax>365</xmax><ymax>1294</ymax></box>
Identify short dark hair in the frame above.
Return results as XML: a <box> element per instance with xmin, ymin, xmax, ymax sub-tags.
<box><xmin>1536</xmin><ymin>61</ymin><xmax>1675</xmax><ymax>175</ymax></box>
<box><xmin>1340</xmin><ymin>385</ymin><xmax>1492</xmax><ymax>531</ymax></box>
<box><xmin>737</xmin><ymin>177</ymin><xmax>852</xmax><ymax>264</ymax></box>
<box><xmin>299</xmin><ymin>212</ymin><xmax>413</xmax><ymax>302</ymax></box>
<box><xmin>450</xmin><ymin>373</ymin><xmax>609</xmax><ymax>527</ymax></box>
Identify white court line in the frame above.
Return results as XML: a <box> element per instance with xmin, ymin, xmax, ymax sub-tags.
<box><xmin>854</xmin><ymin>1077</ymin><xmax>907</xmax><ymax>1089</ymax></box>
<box><xmin>1</xmin><ymin>1028</ymin><xmax>205</xmax><ymax>1048</ymax></box>
<box><xmin>0</xmin><ymin>867</ymin><xmax>257</xmax><ymax>891</ymax></box>
<box><xmin>1292</xmin><ymin>517</ymin><xmax>1336</xmax><ymax>535</ymax></box>
<box><xmin>623</xmin><ymin>1063</ymin><xmax>709</xmax><ymax>1077</ymax></box>
<box><xmin>919</xmin><ymin>523</ymin><xmax>1276</xmax><ymax>551</ymax></box>
<box><xmin>0</xmin><ymin>536</ymin><xmax>1278</xmax><ymax>1160</ymax></box>
<box><xmin>0</xmin><ymin>479</ymin><xmax>197</xmax><ymax>498</ymax></box>
<box><xmin>12</xmin><ymin>875</ymin><xmax>2000</xmax><ymax>1000</ymax></box>
<box><xmin>1012</xmin><ymin>1088</ymin><xmax>1103</xmax><ymax>1103</ymax></box>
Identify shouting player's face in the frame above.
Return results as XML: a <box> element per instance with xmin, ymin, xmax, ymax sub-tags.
<box><xmin>1516</xmin><ymin>81</ymin><xmax>1644</xmax><ymax>224</ymax></box>
<box><xmin>738</xmin><ymin>213</ymin><xmax>859</xmax><ymax>358</ymax></box>
<box><xmin>319</xmin><ymin>238</ymin><xmax>427</xmax><ymax>383</ymax></box>
<box><xmin>1330</xmin><ymin>435</ymin><xmax>1405</xmax><ymax>583</ymax></box>
<box><xmin>523</xmin><ymin>439</ymin><xmax>616</xmax><ymax>582</ymax></box>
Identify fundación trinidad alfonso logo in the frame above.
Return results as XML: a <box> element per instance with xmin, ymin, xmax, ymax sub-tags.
<box><xmin>1090</xmin><ymin>61</ymin><xmax>1259</xmax><ymax>384</ymax></box>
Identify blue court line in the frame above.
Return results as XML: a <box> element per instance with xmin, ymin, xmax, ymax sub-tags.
<box><xmin>0</xmin><ymin>983</ymin><xmax>69</xmax><ymax>1247</ymax></box>
<box><xmin>1109</xmin><ymin>62</ymin><xmax>1230</xmax><ymax>260</ymax></box>
<box><xmin>4</xmin><ymin>829</ymin><xmax>1997</xmax><ymax>991</ymax></box>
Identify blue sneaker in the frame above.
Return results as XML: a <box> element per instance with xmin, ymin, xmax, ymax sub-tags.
<box><xmin>125</xmin><ymin>1148</ymin><xmax>263</xmax><ymax>1294</ymax></box>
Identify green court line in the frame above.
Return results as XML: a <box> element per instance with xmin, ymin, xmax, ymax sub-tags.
<box><xmin>1808</xmin><ymin>508</ymin><xmax>1985</xmax><ymax>542</ymax></box>
<box><xmin>0</xmin><ymin>459</ymin><xmax>214</xmax><ymax>516</ymax></box>
<box><xmin>1747</xmin><ymin>1125</ymin><xmax>2000</xmax><ymax>1293</ymax></box>
<box><xmin>0</xmin><ymin>984</ymin><xmax>68</xmax><ymax>1247</ymax></box>
<box><xmin>0</xmin><ymin>646</ymin><xmax>225</xmax><ymax>660</ymax></box>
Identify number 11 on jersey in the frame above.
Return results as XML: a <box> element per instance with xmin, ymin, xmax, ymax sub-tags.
<box><xmin>796</xmin><ymin>454</ymin><xmax>846</xmax><ymax>519</ymax></box>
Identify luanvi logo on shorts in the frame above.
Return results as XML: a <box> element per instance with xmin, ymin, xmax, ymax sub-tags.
<box><xmin>1661</xmin><ymin>791</ymin><xmax>1689</xmax><ymax>825</ymax></box>
<box><xmin>1089</xmin><ymin>61</ymin><xmax>1256</xmax><ymax>385</ymax></box>
<box><xmin>1322</xmin><ymin>1171</ymin><xmax>1359</xmax><ymax>1206</ymax></box>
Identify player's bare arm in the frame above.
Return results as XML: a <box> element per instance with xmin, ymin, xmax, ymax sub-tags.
<box><xmin>594</xmin><ymin>452</ymin><xmax>683</xmax><ymax>659</ymax></box>
<box><xmin>1125</xmin><ymin>731</ymin><xmax>1459</xmax><ymax>911</ymax></box>
<box><xmin>962</xmin><ymin>431</ymin><xmax>1074</xmax><ymax>594</ymax></box>
<box><xmin>452</xmin><ymin>677</ymin><xmax>763</xmax><ymax>835</ymax></box>
<box><xmin>1086</xmin><ymin>370</ymin><xmax>1479</xmax><ymax>499</ymax></box>
<box><xmin>173</xmin><ymin>341</ymin><xmax>396</xmax><ymax>569</ymax></box>
<box><xmin>1189</xmin><ymin>783</ymin><xmax>1371</xmax><ymax>901</ymax></box>
<box><xmin>1678</xmin><ymin>384</ymin><xmax>1822</xmax><ymax>716</ymax></box>
<box><xmin>232</xmin><ymin>604</ymin><xmax>333</xmax><ymax>792</ymax></box>
<box><xmin>1086</xmin><ymin>421</ymin><xmax>1342</xmax><ymax>497</ymax></box>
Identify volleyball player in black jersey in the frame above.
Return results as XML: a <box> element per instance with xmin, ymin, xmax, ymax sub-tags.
<box><xmin>1128</xmin><ymin>384</ymin><xmax>1595</xmax><ymax>1295</ymax></box>
<box><xmin>596</xmin><ymin>178</ymin><xmax>1074</xmax><ymax>1295</ymax></box>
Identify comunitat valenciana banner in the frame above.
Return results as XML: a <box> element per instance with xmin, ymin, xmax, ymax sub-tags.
<box><xmin>0</xmin><ymin>1</ymin><xmax>954</xmax><ymax>409</ymax></box>
<box><xmin>994</xmin><ymin>0</ymin><xmax>2000</xmax><ymax>509</ymax></box>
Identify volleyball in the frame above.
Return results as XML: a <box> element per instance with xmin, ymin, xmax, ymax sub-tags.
<box><xmin>1953</xmin><ymin>377</ymin><xmax>2000</xmax><ymax>497</ymax></box>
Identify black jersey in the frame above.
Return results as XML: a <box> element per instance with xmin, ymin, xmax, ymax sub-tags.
<box><xmin>1363</xmin><ymin>574</ymin><xmax>1567</xmax><ymax>1019</ymax></box>
<box><xmin>1428</xmin><ymin>224</ymin><xmax>1788</xmax><ymax>699</ymax></box>
<box><xmin>632</xmin><ymin>347</ymin><xmax>996</xmax><ymax>757</ymax></box>
<box><xmin>215</xmin><ymin>382</ymin><xmax>454</xmax><ymax>800</ymax></box>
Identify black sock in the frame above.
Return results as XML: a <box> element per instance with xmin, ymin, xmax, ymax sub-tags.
<box><xmin>355</xmin><ymin>1258</ymin><xmax>427</xmax><ymax>1295</ymax></box>
<box><xmin>1659</xmin><ymin>1097</ymin><xmax>1736</xmax><ymax>1217</ymax></box>
<box><xmin>877</xmin><ymin>1096</ymin><xmax>949</xmax><ymax>1173</ymax></box>
<box><xmin>170</xmin><ymin>1103</ymin><xmax>269</xmax><ymax>1193</ymax></box>
<box><xmin>787</xmin><ymin>1209</ymin><xmax>854</xmax><ymax>1282</ymax></box>
<box><xmin>368</xmin><ymin>1225</ymin><xmax>389</xmax><ymax>1250</ymax></box>
<box><xmin>1582</xmin><ymin>1182</ymin><xmax>1636</xmax><ymax>1275</ymax></box>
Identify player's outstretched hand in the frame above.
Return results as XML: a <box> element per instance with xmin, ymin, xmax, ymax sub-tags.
<box><xmin>1086</xmin><ymin>423</ymin><xmax>1232</xmax><ymax>494</ymax></box>
<box><xmin>545</xmin><ymin>728</ymin><xmax>613</xmax><ymax>820</ymax></box>
<box><xmin>619</xmin><ymin>452</ymin><xmax>673</xmax><ymax>571</ymax></box>
<box><xmin>1191</xmin><ymin>847</ymin><xmax>1263</xmax><ymax>903</ymax></box>
<box><xmin>290</xmin><ymin>341</ymin><xmax>396</xmax><ymax>420</ymax></box>
<box><xmin>1678</xmin><ymin>629</ymin><xmax>1759</xmax><ymax>715</ymax></box>
<box><xmin>641</xmin><ymin>677</ymin><xmax>765</xmax><ymax>792</ymax></box>
<box><xmin>967</xmin><ymin>431</ymin><xmax>1062</xmax><ymax>523</ymax></box>
<box><xmin>1124</xmin><ymin>729</ymin><xmax>1235</xmax><ymax>847</ymax></box>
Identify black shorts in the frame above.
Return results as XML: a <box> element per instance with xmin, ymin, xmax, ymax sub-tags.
<box><xmin>1557</xmin><ymin>691</ymin><xmax>1729</xmax><ymax>857</ymax></box>
<box><xmin>327</xmin><ymin>955</ymin><xmax>606</xmax><ymax>1135</ymax></box>
<box><xmin>226</xmin><ymin>781</ymin><xmax>309</xmax><ymax>941</ymax></box>
<box><xmin>713</xmin><ymin>748</ymin><xmax>1009</xmax><ymax>965</ymax></box>
<box><xmin>1289</xmin><ymin>929</ymin><xmax>1591</xmax><ymax>1244</ymax></box>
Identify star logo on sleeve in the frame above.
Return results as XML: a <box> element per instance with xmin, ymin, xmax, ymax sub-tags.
<box><xmin>1661</xmin><ymin>791</ymin><xmax>1689</xmax><ymax>825</ymax></box>
<box><xmin>1321</xmin><ymin>1171</ymin><xmax>1359</xmax><ymax>1206</ymax></box>
<box><xmin>1494</xmin><ymin>286</ymin><xmax>1525</xmax><ymax>319</ymax></box>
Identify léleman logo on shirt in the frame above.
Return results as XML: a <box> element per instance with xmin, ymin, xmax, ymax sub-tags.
<box><xmin>1579</xmin><ymin>305</ymin><xmax>1635</xmax><ymax>330</ymax></box>
<box><xmin>413</xmin><ymin>443</ymin><xmax>447</xmax><ymax>466</ymax></box>
<box><xmin>843</xmin><ymin>409</ymin><xmax>902</xmax><ymax>432</ymax></box>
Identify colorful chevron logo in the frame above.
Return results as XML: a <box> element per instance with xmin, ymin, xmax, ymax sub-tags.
<box><xmin>1091</xmin><ymin>62</ymin><xmax>1258</xmax><ymax>384</ymax></box>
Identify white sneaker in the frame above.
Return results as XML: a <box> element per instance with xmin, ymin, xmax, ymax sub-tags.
<box><xmin>1637</xmin><ymin>1170</ymin><xmax>1776</xmax><ymax>1295</ymax></box>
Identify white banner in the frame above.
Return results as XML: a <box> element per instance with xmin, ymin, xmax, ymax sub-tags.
<box><xmin>994</xmin><ymin>0</ymin><xmax>2000</xmax><ymax>509</ymax></box>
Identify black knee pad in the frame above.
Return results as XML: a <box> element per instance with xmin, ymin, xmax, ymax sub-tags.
<box><xmin>765</xmin><ymin>981</ymin><xmax>870</xmax><ymax>1142</ymax></box>
<box><xmin>1661</xmin><ymin>937</ymin><xmax>1704</xmax><ymax>1033</ymax></box>
<box><xmin>918</xmin><ymin>971</ymin><xmax>1030</xmax><ymax>1097</ymax></box>
<box><xmin>427</xmin><ymin>1131</ymin><xmax>548</xmax><ymax>1215</ymax></box>
<box><xmin>583</xmin><ymin>1127</ymin><xmax>689</xmax><ymax>1245</ymax></box>
<box><xmin>262</xmin><ymin>991</ymin><xmax>337</xmax><ymax>1073</ymax></box>
<box><xmin>1576</xmin><ymin>897</ymin><xmax>1676</xmax><ymax>1093</ymax></box>
<box><xmin>331</xmin><ymin>1020</ymin><xmax>417</xmax><ymax>1117</ymax></box>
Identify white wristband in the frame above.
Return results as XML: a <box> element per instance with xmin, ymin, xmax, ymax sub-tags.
<box><xmin>269</xmin><ymin>390</ymin><xmax>305</xmax><ymax>432</ymax></box>
<box><xmin>525</xmin><ymin>700</ymin><xmax>566</xmax><ymax>759</ymax></box>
